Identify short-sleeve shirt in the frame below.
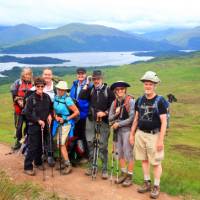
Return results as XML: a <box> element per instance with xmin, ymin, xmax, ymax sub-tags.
<box><xmin>53</xmin><ymin>94</ymin><xmax>74</xmax><ymax>123</ymax></box>
<box><xmin>135</xmin><ymin>95</ymin><xmax>167</xmax><ymax>131</ymax></box>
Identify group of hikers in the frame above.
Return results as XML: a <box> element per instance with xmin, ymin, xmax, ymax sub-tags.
<box><xmin>10</xmin><ymin>67</ymin><xmax>169</xmax><ymax>199</ymax></box>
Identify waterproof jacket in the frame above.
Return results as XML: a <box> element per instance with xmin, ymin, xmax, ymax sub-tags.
<box><xmin>70</xmin><ymin>79</ymin><xmax>92</xmax><ymax>119</ymax></box>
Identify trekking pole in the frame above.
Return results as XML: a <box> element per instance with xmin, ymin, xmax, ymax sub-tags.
<box><xmin>58</xmin><ymin>123</ymin><xmax>62</xmax><ymax>175</ymax></box>
<box><xmin>110</xmin><ymin>149</ymin><xmax>114</xmax><ymax>184</ymax></box>
<box><xmin>41</xmin><ymin>127</ymin><xmax>46</xmax><ymax>181</ymax></box>
<box><xmin>116</xmin><ymin>151</ymin><xmax>119</xmax><ymax>183</ymax></box>
<box><xmin>91</xmin><ymin>117</ymin><xmax>101</xmax><ymax>180</ymax></box>
<box><xmin>48</xmin><ymin>123</ymin><xmax>54</xmax><ymax>178</ymax></box>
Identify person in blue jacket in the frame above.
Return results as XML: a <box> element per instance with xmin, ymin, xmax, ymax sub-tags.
<box><xmin>70</xmin><ymin>67</ymin><xmax>92</xmax><ymax>164</ymax></box>
<box><xmin>53</xmin><ymin>81</ymin><xmax>79</xmax><ymax>175</ymax></box>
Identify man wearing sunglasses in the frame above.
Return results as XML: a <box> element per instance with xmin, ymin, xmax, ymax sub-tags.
<box><xmin>79</xmin><ymin>70</ymin><xmax>115</xmax><ymax>179</ymax></box>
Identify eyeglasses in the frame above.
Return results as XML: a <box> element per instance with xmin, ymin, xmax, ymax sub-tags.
<box><xmin>36</xmin><ymin>85</ymin><xmax>44</xmax><ymax>88</ymax></box>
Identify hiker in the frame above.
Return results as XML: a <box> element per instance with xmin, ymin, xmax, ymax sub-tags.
<box><xmin>23</xmin><ymin>77</ymin><xmax>52</xmax><ymax>176</ymax></box>
<box><xmin>10</xmin><ymin>67</ymin><xmax>33</xmax><ymax>150</ymax></box>
<box><xmin>53</xmin><ymin>81</ymin><xmax>79</xmax><ymax>175</ymax></box>
<box><xmin>42</xmin><ymin>68</ymin><xmax>56</xmax><ymax>166</ymax></box>
<box><xmin>69</xmin><ymin>67</ymin><xmax>92</xmax><ymax>164</ymax></box>
<box><xmin>129</xmin><ymin>71</ymin><xmax>167</xmax><ymax>199</ymax></box>
<box><xmin>109</xmin><ymin>81</ymin><xmax>135</xmax><ymax>187</ymax></box>
<box><xmin>79</xmin><ymin>70</ymin><xmax>115</xmax><ymax>179</ymax></box>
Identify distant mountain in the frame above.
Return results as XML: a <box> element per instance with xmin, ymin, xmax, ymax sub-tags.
<box><xmin>0</xmin><ymin>24</ymin><xmax>44</xmax><ymax>46</ymax></box>
<box><xmin>166</xmin><ymin>26</ymin><xmax>200</xmax><ymax>49</ymax></box>
<box><xmin>142</xmin><ymin>28</ymin><xmax>188</xmax><ymax>41</ymax></box>
<box><xmin>0</xmin><ymin>26</ymin><xmax>11</xmax><ymax>31</ymax></box>
<box><xmin>0</xmin><ymin>23</ymin><xmax>178</xmax><ymax>53</ymax></box>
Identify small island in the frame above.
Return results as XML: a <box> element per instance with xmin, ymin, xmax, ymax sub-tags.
<box><xmin>0</xmin><ymin>55</ymin><xmax>70</xmax><ymax>64</ymax></box>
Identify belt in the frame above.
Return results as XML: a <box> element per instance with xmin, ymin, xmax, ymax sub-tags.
<box><xmin>139</xmin><ymin>128</ymin><xmax>160</xmax><ymax>134</ymax></box>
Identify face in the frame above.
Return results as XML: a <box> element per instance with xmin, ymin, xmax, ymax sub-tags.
<box><xmin>92</xmin><ymin>77</ymin><xmax>103</xmax><ymax>88</ymax></box>
<box><xmin>42</xmin><ymin>69</ymin><xmax>53</xmax><ymax>83</ymax></box>
<box><xmin>22</xmin><ymin>71</ymin><xmax>32</xmax><ymax>81</ymax></box>
<box><xmin>35</xmin><ymin>84</ymin><xmax>44</xmax><ymax>95</ymax></box>
<box><xmin>115</xmin><ymin>87</ymin><xmax>126</xmax><ymax>98</ymax></box>
<box><xmin>143</xmin><ymin>81</ymin><xmax>156</xmax><ymax>95</ymax></box>
<box><xmin>77</xmin><ymin>72</ymin><xmax>86</xmax><ymax>82</ymax></box>
<box><xmin>57</xmin><ymin>89</ymin><xmax>66</xmax><ymax>97</ymax></box>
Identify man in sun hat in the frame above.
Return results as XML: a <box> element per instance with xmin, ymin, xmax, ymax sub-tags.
<box><xmin>79</xmin><ymin>70</ymin><xmax>115</xmax><ymax>179</ymax></box>
<box><xmin>130</xmin><ymin>71</ymin><xmax>167</xmax><ymax>199</ymax></box>
<box><xmin>109</xmin><ymin>81</ymin><xmax>135</xmax><ymax>187</ymax></box>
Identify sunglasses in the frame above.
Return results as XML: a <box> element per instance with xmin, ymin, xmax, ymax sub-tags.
<box><xmin>36</xmin><ymin>85</ymin><xmax>44</xmax><ymax>88</ymax></box>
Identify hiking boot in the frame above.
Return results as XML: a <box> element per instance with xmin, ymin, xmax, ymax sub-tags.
<box><xmin>122</xmin><ymin>174</ymin><xmax>133</xmax><ymax>187</ymax></box>
<box><xmin>12</xmin><ymin>140</ymin><xmax>21</xmax><ymax>150</ymax></box>
<box><xmin>137</xmin><ymin>180</ymin><xmax>151</xmax><ymax>193</ymax></box>
<box><xmin>102</xmin><ymin>171</ymin><xmax>109</xmax><ymax>180</ymax></box>
<box><xmin>24</xmin><ymin>169</ymin><xmax>35</xmax><ymax>176</ymax></box>
<box><xmin>61</xmin><ymin>162</ymin><xmax>72</xmax><ymax>175</ymax></box>
<box><xmin>47</xmin><ymin>156</ymin><xmax>56</xmax><ymax>167</ymax></box>
<box><xmin>35</xmin><ymin>165</ymin><xmax>45</xmax><ymax>170</ymax></box>
<box><xmin>55</xmin><ymin>162</ymin><xmax>65</xmax><ymax>170</ymax></box>
<box><xmin>85</xmin><ymin>167</ymin><xmax>92</xmax><ymax>176</ymax></box>
<box><xmin>150</xmin><ymin>185</ymin><xmax>160</xmax><ymax>199</ymax></box>
<box><xmin>115</xmin><ymin>172</ymin><xmax>127</xmax><ymax>184</ymax></box>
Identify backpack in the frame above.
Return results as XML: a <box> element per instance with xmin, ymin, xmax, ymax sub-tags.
<box><xmin>54</xmin><ymin>95</ymin><xmax>80</xmax><ymax>123</ymax></box>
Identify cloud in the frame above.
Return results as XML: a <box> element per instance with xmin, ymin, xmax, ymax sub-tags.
<box><xmin>0</xmin><ymin>0</ymin><xmax>200</xmax><ymax>30</ymax></box>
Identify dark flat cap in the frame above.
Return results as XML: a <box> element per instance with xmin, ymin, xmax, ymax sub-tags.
<box><xmin>110</xmin><ymin>81</ymin><xmax>130</xmax><ymax>90</ymax></box>
<box><xmin>76</xmin><ymin>67</ymin><xmax>86</xmax><ymax>74</ymax></box>
<box><xmin>92</xmin><ymin>70</ymin><xmax>103</xmax><ymax>78</ymax></box>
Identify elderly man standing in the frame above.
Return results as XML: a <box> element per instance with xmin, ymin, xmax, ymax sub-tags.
<box><xmin>130</xmin><ymin>71</ymin><xmax>167</xmax><ymax>199</ymax></box>
<box><xmin>79</xmin><ymin>70</ymin><xmax>115</xmax><ymax>179</ymax></box>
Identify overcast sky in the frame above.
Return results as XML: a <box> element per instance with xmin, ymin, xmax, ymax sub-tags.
<box><xmin>0</xmin><ymin>0</ymin><xmax>200</xmax><ymax>31</ymax></box>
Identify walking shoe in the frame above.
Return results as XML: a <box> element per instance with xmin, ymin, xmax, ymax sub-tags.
<box><xmin>150</xmin><ymin>185</ymin><xmax>160</xmax><ymax>199</ymax></box>
<box><xmin>122</xmin><ymin>174</ymin><xmax>133</xmax><ymax>187</ymax></box>
<box><xmin>137</xmin><ymin>180</ymin><xmax>151</xmax><ymax>193</ymax></box>
<box><xmin>115</xmin><ymin>172</ymin><xmax>127</xmax><ymax>184</ymax></box>
<box><xmin>12</xmin><ymin>140</ymin><xmax>21</xmax><ymax>150</ymax></box>
<box><xmin>85</xmin><ymin>167</ymin><xmax>92</xmax><ymax>176</ymax></box>
<box><xmin>61</xmin><ymin>163</ymin><xmax>72</xmax><ymax>175</ymax></box>
<box><xmin>47</xmin><ymin>156</ymin><xmax>56</xmax><ymax>167</ymax></box>
<box><xmin>35</xmin><ymin>165</ymin><xmax>45</xmax><ymax>170</ymax></box>
<box><xmin>101</xmin><ymin>171</ymin><xmax>109</xmax><ymax>180</ymax></box>
<box><xmin>24</xmin><ymin>169</ymin><xmax>35</xmax><ymax>176</ymax></box>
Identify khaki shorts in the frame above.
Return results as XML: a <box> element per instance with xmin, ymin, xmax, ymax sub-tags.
<box><xmin>134</xmin><ymin>129</ymin><xmax>164</xmax><ymax>165</ymax></box>
<box><xmin>56</xmin><ymin>124</ymin><xmax>71</xmax><ymax>145</ymax></box>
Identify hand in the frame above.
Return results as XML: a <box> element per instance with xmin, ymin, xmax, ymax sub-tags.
<box><xmin>97</xmin><ymin>111</ymin><xmax>106</xmax><ymax>118</ymax></box>
<box><xmin>129</xmin><ymin>134</ymin><xmax>135</xmax><ymax>145</ymax></box>
<box><xmin>59</xmin><ymin>118</ymin><xmax>64</xmax><ymax>124</ymax></box>
<box><xmin>157</xmin><ymin>138</ymin><xmax>164</xmax><ymax>151</ymax></box>
<box><xmin>115</xmin><ymin>106</ymin><xmax>121</xmax><ymax>116</ymax></box>
<box><xmin>47</xmin><ymin>114</ymin><xmax>52</xmax><ymax>125</ymax></box>
<box><xmin>86</xmin><ymin>76</ymin><xmax>92</xmax><ymax>85</ymax></box>
<box><xmin>38</xmin><ymin>120</ymin><xmax>45</xmax><ymax>129</ymax></box>
<box><xmin>111</xmin><ymin>122</ymin><xmax>119</xmax><ymax>130</ymax></box>
<box><xmin>17</xmin><ymin>99</ymin><xmax>24</xmax><ymax>108</ymax></box>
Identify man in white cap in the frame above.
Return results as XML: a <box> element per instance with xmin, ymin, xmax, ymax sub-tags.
<box><xmin>130</xmin><ymin>71</ymin><xmax>167</xmax><ymax>199</ymax></box>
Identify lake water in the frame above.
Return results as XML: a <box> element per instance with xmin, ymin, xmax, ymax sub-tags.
<box><xmin>0</xmin><ymin>51</ymin><xmax>154</xmax><ymax>75</ymax></box>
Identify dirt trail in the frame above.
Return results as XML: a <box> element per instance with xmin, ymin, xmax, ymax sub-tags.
<box><xmin>0</xmin><ymin>143</ymin><xmax>181</xmax><ymax>200</ymax></box>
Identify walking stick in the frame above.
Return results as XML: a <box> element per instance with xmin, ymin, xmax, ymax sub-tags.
<box><xmin>48</xmin><ymin>123</ymin><xmax>54</xmax><ymax>178</ymax></box>
<box><xmin>58</xmin><ymin>123</ymin><xmax>62</xmax><ymax>175</ymax></box>
<box><xmin>41</xmin><ymin>127</ymin><xmax>46</xmax><ymax>181</ymax></box>
<box><xmin>91</xmin><ymin>117</ymin><xmax>101</xmax><ymax>180</ymax></box>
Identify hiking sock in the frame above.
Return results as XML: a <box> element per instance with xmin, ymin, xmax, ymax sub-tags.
<box><xmin>144</xmin><ymin>175</ymin><xmax>151</xmax><ymax>182</ymax></box>
<box><xmin>154</xmin><ymin>178</ymin><xmax>160</xmax><ymax>186</ymax></box>
<box><xmin>128</xmin><ymin>171</ymin><xmax>133</xmax><ymax>176</ymax></box>
<box><xmin>121</xmin><ymin>167</ymin><xmax>127</xmax><ymax>173</ymax></box>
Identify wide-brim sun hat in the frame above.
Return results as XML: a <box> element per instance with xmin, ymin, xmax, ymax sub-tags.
<box><xmin>55</xmin><ymin>81</ymin><xmax>69</xmax><ymax>90</ymax></box>
<box><xmin>140</xmin><ymin>71</ymin><xmax>160</xmax><ymax>83</ymax></box>
<box><xmin>110</xmin><ymin>81</ymin><xmax>130</xmax><ymax>91</ymax></box>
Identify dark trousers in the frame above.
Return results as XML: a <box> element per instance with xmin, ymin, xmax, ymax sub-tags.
<box><xmin>24</xmin><ymin>124</ymin><xmax>46</xmax><ymax>170</ymax></box>
<box><xmin>14</xmin><ymin>113</ymin><xmax>27</xmax><ymax>141</ymax></box>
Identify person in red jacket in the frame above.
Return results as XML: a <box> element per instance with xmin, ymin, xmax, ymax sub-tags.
<box><xmin>10</xmin><ymin>67</ymin><xmax>33</xmax><ymax>150</ymax></box>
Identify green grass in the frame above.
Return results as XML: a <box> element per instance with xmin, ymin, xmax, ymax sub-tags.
<box><xmin>0</xmin><ymin>54</ymin><xmax>200</xmax><ymax>199</ymax></box>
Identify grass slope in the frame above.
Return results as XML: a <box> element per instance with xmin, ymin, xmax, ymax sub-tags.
<box><xmin>0</xmin><ymin>54</ymin><xmax>200</xmax><ymax>199</ymax></box>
